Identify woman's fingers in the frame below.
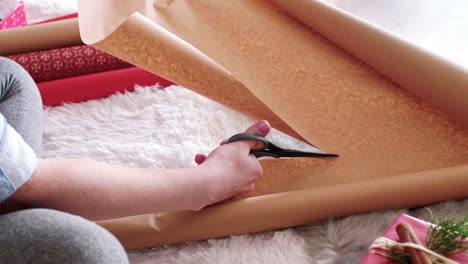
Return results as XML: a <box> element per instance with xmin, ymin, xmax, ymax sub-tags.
<box><xmin>230</xmin><ymin>120</ymin><xmax>272</xmax><ymax>152</ymax></box>
<box><xmin>244</xmin><ymin>120</ymin><xmax>271</xmax><ymax>136</ymax></box>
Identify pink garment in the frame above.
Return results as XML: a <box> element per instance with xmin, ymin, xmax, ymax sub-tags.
<box><xmin>0</xmin><ymin>1</ymin><xmax>26</xmax><ymax>30</ymax></box>
<box><xmin>360</xmin><ymin>213</ymin><xmax>467</xmax><ymax>263</ymax></box>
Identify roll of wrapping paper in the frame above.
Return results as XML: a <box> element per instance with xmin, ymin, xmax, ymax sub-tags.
<box><xmin>0</xmin><ymin>1</ymin><xmax>27</xmax><ymax>30</ymax></box>
<box><xmin>0</xmin><ymin>17</ymin><xmax>82</xmax><ymax>56</ymax></box>
<box><xmin>77</xmin><ymin>0</ymin><xmax>468</xmax><ymax>249</ymax></box>
<box><xmin>37</xmin><ymin>66</ymin><xmax>173</xmax><ymax>107</ymax></box>
<box><xmin>7</xmin><ymin>45</ymin><xmax>133</xmax><ymax>82</ymax></box>
<box><xmin>98</xmin><ymin>165</ymin><xmax>468</xmax><ymax>250</ymax></box>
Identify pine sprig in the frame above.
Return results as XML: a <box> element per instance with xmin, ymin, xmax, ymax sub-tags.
<box><xmin>426</xmin><ymin>209</ymin><xmax>468</xmax><ymax>257</ymax></box>
<box><xmin>385</xmin><ymin>246</ymin><xmax>411</xmax><ymax>264</ymax></box>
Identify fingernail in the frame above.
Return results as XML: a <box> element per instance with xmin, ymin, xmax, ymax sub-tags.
<box><xmin>256</xmin><ymin>121</ymin><xmax>269</xmax><ymax>134</ymax></box>
<box><xmin>194</xmin><ymin>154</ymin><xmax>205</xmax><ymax>164</ymax></box>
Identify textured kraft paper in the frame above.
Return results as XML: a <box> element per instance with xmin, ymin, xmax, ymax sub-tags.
<box><xmin>99</xmin><ymin>165</ymin><xmax>468</xmax><ymax>249</ymax></box>
<box><xmin>77</xmin><ymin>0</ymin><xmax>468</xmax><ymax>249</ymax></box>
<box><xmin>0</xmin><ymin>18</ymin><xmax>82</xmax><ymax>56</ymax></box>
<box><xmin>272</xmin><ymin>0</ymin><xmax>468</xmax><ymax>128</ymax></box>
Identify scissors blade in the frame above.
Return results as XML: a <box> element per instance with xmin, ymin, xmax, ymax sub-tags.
<box><xmin>265</xmin><ymin>141</ymin><xmax>338</xmax><ymax>158</ymax></box>
<box><xmin>271</xmin><ymin>150</ymin><xmax>339</xmax><ymax>158</ymax></box>
<box><xmin>227</xmin><ymin>133</ymin><xmax>339</xmax><ymax>159</ymax></box>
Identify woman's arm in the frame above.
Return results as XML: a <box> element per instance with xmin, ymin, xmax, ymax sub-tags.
<box><xmin>4</xmin><ymin>121</ymin><xmax>270</xmax><ymax>221</ymax></box>
<box><xmin>10</xmin><ymin>158</ymin><xmax>210</xmax><ymax>220</ymax></box>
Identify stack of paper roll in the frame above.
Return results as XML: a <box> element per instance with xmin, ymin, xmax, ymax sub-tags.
<box><xmin>0</xmin><ymin>14</ymin><xmax>172</xmax><ymax>106</ymax></box>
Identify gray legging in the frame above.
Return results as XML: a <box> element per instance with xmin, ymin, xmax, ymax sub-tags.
<box><xmin>0</xmin><ymin>57</ymin><xmax>128</xmax><ymax>264</ymax></box>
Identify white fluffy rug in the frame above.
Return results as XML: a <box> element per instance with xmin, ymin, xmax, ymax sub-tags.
<box><xmin>42</xmin><ymin>85</ymin><xmax>468</xmax><ymax>264</ymax></box>
<box><xmin>0</xmin><ymin>0</ymin><xmax>77</xmax><ymax>23</ymax></box>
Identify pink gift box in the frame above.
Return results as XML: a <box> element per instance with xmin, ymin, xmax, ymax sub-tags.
<box><xmin>360</xmin><ymin>213</ymin><xmax>467</xmax><ymax>263</ymax></box>
<box><xmin>0</xmin><ymin>1</ymin><xmax>27</xmax><ymax>30</ymax></box>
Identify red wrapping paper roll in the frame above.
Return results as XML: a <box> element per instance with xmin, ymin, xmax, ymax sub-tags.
<box><xmin>37</xmin><ymin>67</ymin><xmax>174</xmax><ymax>107</ymax></box>
<box><xmin>7</xmin><ymin>45</ymin><xmax>133</xmax><ymax>82</ymax></box>
<box><xmin>33</xmin><ymin>13</ymin><xmax>78</xmax><ymax>25</ymax></box>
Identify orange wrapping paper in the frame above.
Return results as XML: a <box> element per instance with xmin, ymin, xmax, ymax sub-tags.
<box><xmin>77</xmin><ymin>0</ymin><xmax>468</xmax><ymax>249</ymax></box>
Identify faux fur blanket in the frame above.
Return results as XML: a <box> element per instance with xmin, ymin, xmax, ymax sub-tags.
<box><xmin>42</xmin><ymin>85</ymin><xmax>468</xmax><ymax>264</ymax></box>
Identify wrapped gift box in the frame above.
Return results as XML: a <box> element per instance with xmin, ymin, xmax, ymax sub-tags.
<box><xmin>360</xmin><ymin>213</ymin><xmax>467</xmax><ymax>263</ymax></box>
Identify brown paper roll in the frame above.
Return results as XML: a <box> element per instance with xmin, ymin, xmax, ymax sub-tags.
<box><xmin>99</xmin><ymin>165</ymin><xmax>468</xmax><ymax>249</ymax></box>
<box><xmin>0</xmin><ymin>18</ymin><xmax>82</xmax><ymax>56</ymax></box>
<box><xmin>77</xmin><ymin>0</ymin><xmax>468</xmax><ymax>249</ymax></box>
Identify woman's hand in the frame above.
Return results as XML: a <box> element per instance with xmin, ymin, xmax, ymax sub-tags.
<box><xmin>193</xmin><ymin>120</ymin><xmax>271</xmax><ymax>208</ymax></box>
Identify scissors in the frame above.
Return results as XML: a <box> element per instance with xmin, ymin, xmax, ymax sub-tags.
<box><xmin>227</xmin><ymin>133</ymin><xmax>339</xmax><ymax>159</ymax></box>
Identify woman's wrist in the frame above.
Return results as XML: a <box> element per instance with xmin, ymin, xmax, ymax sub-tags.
<box><xmin>149</xmin><ymin>166</ymin><xmax>211</xmax><ymax>212</ymax></box>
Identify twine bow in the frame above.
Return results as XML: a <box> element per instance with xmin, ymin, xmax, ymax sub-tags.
<box><xmin>369</xmin><ymin>223</ymin><xmax>459</xmax><ymax>264</ymax></box>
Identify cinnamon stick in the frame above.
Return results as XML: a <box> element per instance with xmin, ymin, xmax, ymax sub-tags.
<box><xmin>396</xmin><ymin>223</ymin><xmax>432</xmax><ymax>264</ymax></box>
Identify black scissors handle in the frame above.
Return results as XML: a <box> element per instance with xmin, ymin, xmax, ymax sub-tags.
<box><xmin>227</xmin><ymin>133</ymin><xmax>338</xmax><ymax>159</ymax></box>
<box><xmin>227</xmin><ymin>133</ymin><xmax>269</xmax><ymax>150</ymax></box>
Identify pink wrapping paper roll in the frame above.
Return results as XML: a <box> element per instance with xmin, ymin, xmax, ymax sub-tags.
<box><xmin>0</xmin><ymin>1</ymin><xmax>26</xmax><ymax>30</ymax></box>
<box><xmin>7</xmin><ymin>45</ymin><xmax>133</xmax><ymax>82</ymax></box>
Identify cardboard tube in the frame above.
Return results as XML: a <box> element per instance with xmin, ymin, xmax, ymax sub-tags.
<box><xmin>0</xmin><ymin>18</ymin><xmax>82</xmax><ymax>56</ymax></box>
<box><xmin>272</xmin><ymin>0</ymin><xmax>468</xmax><ymax>128</ymax></box>
<box><xmin>98</xmin><ymin>165</ymin><xmax>468</xmax><ymax>250</ymax></box>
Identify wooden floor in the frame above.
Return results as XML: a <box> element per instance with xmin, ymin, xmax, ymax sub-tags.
<box><xmin>324</xmin><ymin>0</ymin><xmax>468</xmax><ymax>70</ymax></box>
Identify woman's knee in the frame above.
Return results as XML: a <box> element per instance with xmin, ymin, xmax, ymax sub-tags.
<box><xmin>0</xmin><ymin>56</ymin><xmax>38</xmax><ymax>99</ymax></box>
<box><xmin>0</xmin><ymin>209</ymin><xmax>128</xmax><ymax>264</ymax></box>
<box><xmin>0</xmin><ymin>57</ymin><xmax>22</xmax><ymax>71</ymax></box>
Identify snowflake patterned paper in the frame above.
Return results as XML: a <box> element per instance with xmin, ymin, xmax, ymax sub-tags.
<box><xmin>7</xmin><ymin>45</ymin><xmax>133</xmax><ymax>82</ymax></box>
<box><xmin>0</xmin><ymin>1</ymin><xmax>26</xmax><ymax>30</ymax></box>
